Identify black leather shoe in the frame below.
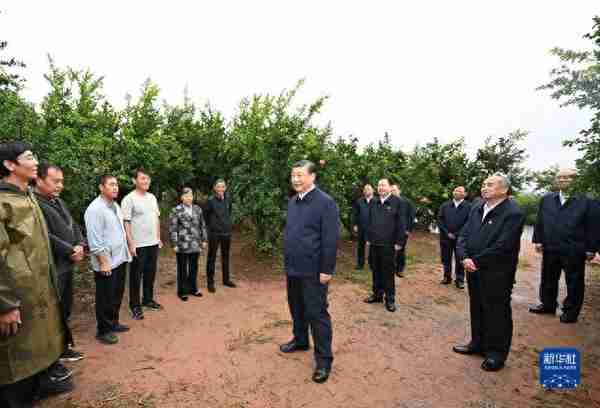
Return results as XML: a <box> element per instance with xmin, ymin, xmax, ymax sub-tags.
<box><xmin>481</xmin><ymin>358</ymin><xmax>504</xmax><ymax>371</ymax></box>
<box><xmin>395</xmin><ymin>271</ymin><xmax>405</xmax><ymax>278</ymax></box>
<box><xmin>364</xmin><ymin>294</ymin><xmax>383</xmax><ymax>304</ymax></box>
<box><xmin>529</xmin><ymin>304</ymin><xmax>556</xmax><ymax>315</ymax></box>
<box><xmin>452</xmin><ymin>344</ymin><xmax>483</xmax><ymax>356</ymax></box>
<box><xmin>208</xmin><ymin>284</ymin><xmax>216</xmax><ymax>293</ymax></box>
<box><xmin>312</xmin><ymin>368</ymin><xmax>330</xmax><ymax>384</ymax></box>
<box><xmin>455</xmin><ymin>281</ymin><xmax>465</xmax><ymax>289</ymax></box>
<box><xmin>560</xmin><ymin>314</ymin><xmax>578</xmax><ymax>324</ymax></box>
<box><xmin>279</xmin><ymin>340</ymin><xmax>309</xmax><ymax>353</ymax></box>
<box><xmin>224</xmin><ymin>281</ymin><xmax>237</xmax><ymax>288</ymax></box>
<box><xmin>385</xmin><ymin>302</ymin><xmax>396</xmax><ymax>312</ymax></box>
<box><xmin>112</xmin><ymin>323</ymin><xmax>130</xmax><ymax>333</ymax></box>
<box><xmin>179</xmin><ymin>295</ymin><xmax>189</xmax><ymax>302</ymax></box>
<box><xmin>440</xmin><ymin>277</ymin><xmax>452</xmax><ymax>285</ymax></box>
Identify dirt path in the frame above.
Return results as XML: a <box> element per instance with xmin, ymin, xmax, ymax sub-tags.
<box><xmin>42</xmin><ymin>233</ymin><xmax>600</xmax><ymax>408</ymax></box>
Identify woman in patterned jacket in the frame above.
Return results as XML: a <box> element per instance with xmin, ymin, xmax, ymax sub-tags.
<box><xmin>169</xmin><ymin>187</ymin><xmax>207</xmax><ymax>301</ymax></box>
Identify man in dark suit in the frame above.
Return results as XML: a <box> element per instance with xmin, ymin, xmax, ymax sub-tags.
<box><xmin>454</xmin><ymin>173</ymin><xmax>525</xmax><ymax>372</ymax></box>
<box><xmin>529</xmin><ymin>168</ymin><xmax>598</xmax><ymax>323</ymax></box>
<box><xmin>390</xmin><ymin>184</ymin><xmax>415</xmax><ymax>278</ymax></box>
<box><xmin>34</xmin><ymin>163</ymin><xmax>84</xmax><ymax>363</ymax></box>
<box><xmin>204</xmin><ymin>179</ymin><xmax>236</xmax><ymax>292</ymax></box>
<box><xmin>437</xmin><ymin>186</ymin><xmax>472</xmax><ymax>289</ymax></box>
<box><xmin>364</xmin><ymin>179</ymin><xmax>407</xmax><ymax>312</ymax></box>
<box><xmin>280</xmin><ymin>160</ymin><xmax>339</xmax><ymax>384</ymax></box>
<box><xmin>352</xmin><ymin>184</ymin><xmax>374</xmax><ymax>270</ymax></box>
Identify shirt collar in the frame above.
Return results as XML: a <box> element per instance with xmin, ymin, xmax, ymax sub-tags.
<box><xmin>453</xmin><ymin>199</ymin><xmax>464</xmax><ymax>207</ymax></box>
<box><xmin>99</xmin><ymin>195</ymin><xmax>116</xmax><ymax>208</ymax></box>
<box><xmin>380</xmin><ymin>193</ymin><xmax>390</xmax><ymax>203</ymax></box>
<box><xmin>483</xmin><ymin>198</ymin><xmax>506</xmax><ymax>214</ymax></box>
<box><xmin>298</xmin><ymin>185</ymin><xmax>316</xmax><ymax>200</ymax></box>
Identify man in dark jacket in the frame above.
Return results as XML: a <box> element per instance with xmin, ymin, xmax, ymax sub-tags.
<box><xmin>364</xmin><ymin>179</ymin><xmax>407</xmax><ymax>312</ymax></box>
<box><xmin>280</xmin><ymin>160</ymin><xmax>339</xmax><ymax>384</ymax></box>
<box><xmin>437</xmin><ymin>186</ymin><xmax>472</xmax><ymax>289</ymax></box>
<box><xmin>352</xmin><ymin>184</ymin><xmax>374</xmax><ymax>270</ymax></box>
<box><xmin>529</xmin><ymin>169</ymin><xmax>598</xmax><ymax>323</ymax></box>
<box><xmin>34</xmin><ymin>164</ymin><xmax>85</xmax><ymax>362</ymax></box>
<box><xmin>391</xmin><ymin>184</ymin><xmax>415</xmax><ymax>278</ymax></box>
<box><xmin>454</xmin><ymin>173</ymin><xmax>525</xmax><ymax>372</ymax></box>
<box><xmin>204</xmin><ymin>179</ymin><xmax>236</xmax><ymax>292</ymax></box>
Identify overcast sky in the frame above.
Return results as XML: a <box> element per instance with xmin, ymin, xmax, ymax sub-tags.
<box><xmin>2</xmin><ymin>1</ymin><xmax>598</xmax><ymax>170</ymax></box>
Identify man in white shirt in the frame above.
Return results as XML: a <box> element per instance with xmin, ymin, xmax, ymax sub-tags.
<box><xmin>121</xmin><ymin>169</ymin><xmax>162</xmax><ymax>321</ymax></box>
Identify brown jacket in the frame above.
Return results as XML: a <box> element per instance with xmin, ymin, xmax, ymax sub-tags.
<box><xmin>0</xmin><ymin>182</ymin><xmax>65</xmax><ymax>385</ymax></box>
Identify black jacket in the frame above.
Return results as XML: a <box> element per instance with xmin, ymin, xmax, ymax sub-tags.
<box><xmin>457</xmin><ymin>199</ymin><xmax>525</xmax><ymax>275</ymax></box>
<box><xmin>533</xmin><ymin>192</ymin><xmax>598</xmax><ymax>256</ymax></box>
<box><xmin>352</xmin><ymin>197</ymin><xmax>372</xmax><ymax>232</ymax></box>
<box><xmin>438</xmin><ymin>200</ymin><xmax>472</xmax><ymax>240</ymax></box>
<box><xmin>366</xmin><ymin>195</ymin><xmax>407</xmax><ymax>247</ymax></box>
<box><xmin>35</xmin><ymin>193</ymin><xmax>85</xmax><ymax>277</ymax></box>
<box><xmin>399</xmin><ymin>196</ymin><xmax>416</xmax><ymax>232</ymax></box>
<box><xmin>284</xmin><ymin>188</ymin><xmax>340</xmax><ymax>278</ymax></box>
<box><xmin>204</xmin><ymin>194</ymin><xmax>233</xmax><ymax>236</ymax></box>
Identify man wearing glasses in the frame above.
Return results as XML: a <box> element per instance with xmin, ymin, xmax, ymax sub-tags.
<box><xmin>0</xmin><ymin>142</ymin><xmax>72</xmax><ymax>407</ymax></box>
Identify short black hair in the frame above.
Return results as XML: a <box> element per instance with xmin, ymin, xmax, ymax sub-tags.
<box><xmin>0</xmin><ymin>141</ymin><xmax>33</xmax><ymax>177</ymax></box>
<box><xmin>180</xmin><ymin>186</ymin><xmax>193</xmax><ymax>196</ymax></box>
<box><xmin>133</xmin><ymin>168</ymin><xmax>149</xmax><ymax>179</ymax></box>
<box><xmin>99</xmin><ymin>174</ymin><xmax>116</xmax><ymax>186</ymax></box>
<box><xmin>37</xmin><ymin>162</ymin><xmax>62</xmax><ymax>181</ymax></box>
<box><xmin>292</xmin><ymin>160</ymin><xmax>317</xmax><ymax>174</ymax></box>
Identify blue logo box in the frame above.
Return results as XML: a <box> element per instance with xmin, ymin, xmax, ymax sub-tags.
<box><xmin>539</xmin><ymin>348</ymin><xmax>580</xmax><ymax>389</ymax></box>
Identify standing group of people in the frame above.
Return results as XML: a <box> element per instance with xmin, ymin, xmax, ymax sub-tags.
<box><xmin>0</xmin><ymin>140</ymin><xmax>237</xmax><ymax>407</ymax></box>
<box><xmin>1</xmin><ymin>137</ymin><xmax>599</xmax><ymax>405</ymax></box>
<box><xmin>350</xmin><ymin>169</ymin><xmax>599</xmax><ymax>374</ymax></box>
<box><xmin>86</xmin><ymin>172</ymin><xmax>237</xmax><ymax>346</ymax></box>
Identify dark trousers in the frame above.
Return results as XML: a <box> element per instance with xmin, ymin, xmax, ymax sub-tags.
<box><xmin>440</xmin><ymin>238</ymin><xmax>464</xmax><ymax>282</ymax></box>
<box><xmin>395</xmin><ymin>246</ymin><xmax>406</xmax><ymax>273</ymax></box>
<box><xmin>176</xmin><ymin>252</ymin><xmax>200</xmax><ymax>296</ymax></box>
<box><xmin>57</xmin><ymin>272</ymin><xmax>73</xmax><ymax>321</ymax></box>
<box><xmin>356</xmin><ymin>231</ymin><xmax>368</xmax><ymax>268</ymax></box>
<box><xmin>129</xmin><ymin>245</ymin><xmax>159</xmax><ymax>309</ymax></box>
<box><xmin>467</xmin><ymin>269</ymin><xmax>513</xmax><ymax>362</ymax></box>
<box><xmin>286</xmin><ymin>276</ymin><xmax>333</xmax><ymax>370</ymax></box>
<box><xmin>94</xmin><ymin>263</ymin><xmax>127</xmax><ymax>335</ymax></box>
<box><xmin>0</xmin><ymin>374</ymin><xmax>38</xmax><ymax>408</ymax></box>
<box><xmin>370</xmin><ymin>244</ymin><xmax>396</xmax><ymax>301</ymax></box>
<box><xmin>206</xmin><ymin>234</ymin><xmax>231</xmax><ymax>284</ymax></box>
<box><xmin>539</xmin><ymin>251</ymin><xmax>586</xmax><ymax>318</ymax></box>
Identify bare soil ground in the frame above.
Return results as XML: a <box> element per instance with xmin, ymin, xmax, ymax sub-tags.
<box><xmin>40</xmin><ymin>232</ymin><xmax>600</xmax><ymax>408</ymax></box>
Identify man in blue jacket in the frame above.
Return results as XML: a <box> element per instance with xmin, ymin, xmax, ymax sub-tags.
<box><xmin>280</xmin><ymin>160</ymin><xmax>340</xmax><ymax>384</ymax></box>
<box><xmin>529</xmin><ymin>169</ymin><xmax>598</xmax><ymax>323</ymax></box>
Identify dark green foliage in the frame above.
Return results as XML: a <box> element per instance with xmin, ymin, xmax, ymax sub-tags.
<box><xmin>514</xmin><ymin>193</ymin><xmax>540</xmax><ymax>225</ymax></box>
<box><xmin>2</xmin><ymin>55</ymin><xmax>535</xmax><ymax>253</ymax></box>
<box><xmin>539</xmin><ymin>16</ymin><xmax>600</xmax><ymax>196</ymax></box>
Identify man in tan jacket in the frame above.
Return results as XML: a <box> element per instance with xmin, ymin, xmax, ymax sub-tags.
<box><xmin>0</xmin><ymin>141</ymin><xmax>70</xmax><ymax>407</ymax></box>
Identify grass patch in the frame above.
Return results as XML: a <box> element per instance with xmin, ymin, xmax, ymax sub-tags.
<box><xmin>263</xmin><ymin>319</ymin><xmax>292</xmax><ymax>329</ymax></box>
<box><xmin>226</xmin><ymin>329</ymin><xmax>274</xmax><ymax>351</ymax></box>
